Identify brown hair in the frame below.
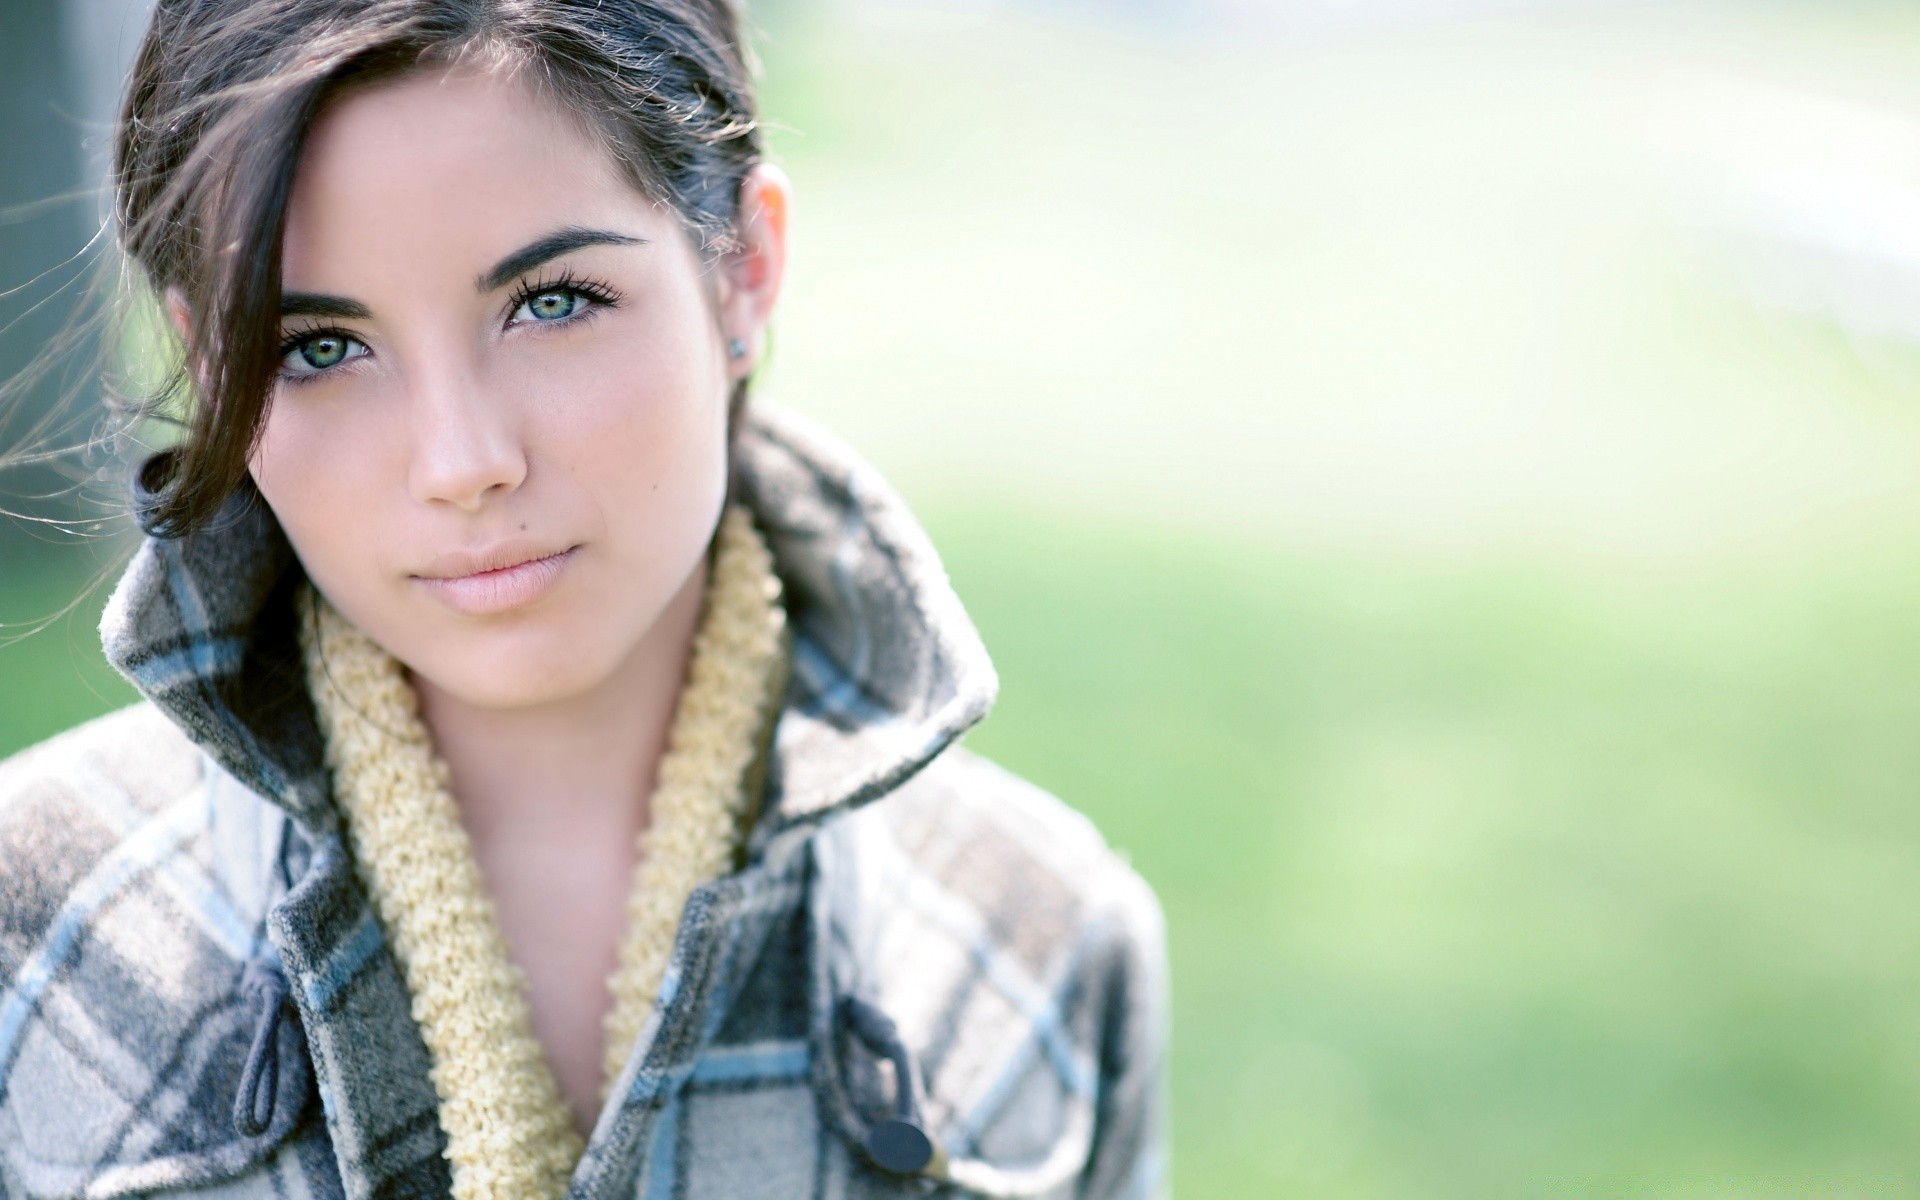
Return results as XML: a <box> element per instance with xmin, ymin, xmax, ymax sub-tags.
<box><xmin>117</xmin><ymin>0</ymin><xmax>762</xmax><ymax>538</ymax></box>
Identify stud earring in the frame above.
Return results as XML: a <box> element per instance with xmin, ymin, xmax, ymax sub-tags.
<box><xmin>726</xmin><ymin>337</ymin><xmax>749</xmax><ymax>360</ymax></box>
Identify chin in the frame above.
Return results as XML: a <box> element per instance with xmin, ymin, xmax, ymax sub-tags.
<box><xmin>412</xmin><ymin>650</ymin><xmax>612</xmax><ymax>711</ymax></box>
<box><xmin>393</xmin><ymin>610</ymin><xmax>626</xmax><ymax>710</ymax></box>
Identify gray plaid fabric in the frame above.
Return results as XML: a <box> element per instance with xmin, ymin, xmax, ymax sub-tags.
<box><xmin>0</xmin><ymin>405</ymin><xmax>1169</xmax><ymax>1200</ymax></box>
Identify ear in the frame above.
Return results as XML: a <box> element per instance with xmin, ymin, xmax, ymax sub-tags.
<box><xmin>719</xmin><ymin>163</ymin><xmax>792</xmax><ymax>381</ymax></box>
<box><xmin>165</xmin><ymin>286</ymin><xmax>194</xmax><ymax>347</ymax></box>
<box><xmin>165</xmin><ymin>286</ymin><xmax>221</xmax><ymax>408</ymax></box>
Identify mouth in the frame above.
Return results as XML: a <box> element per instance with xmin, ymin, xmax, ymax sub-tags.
<box><xmin>411</xmin><ymin>544</ymin><xmax>580</xmax><ymax>615</ymax></box>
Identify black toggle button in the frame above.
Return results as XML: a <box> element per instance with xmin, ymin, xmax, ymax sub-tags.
<box><xmin>867</xmin><ymin>1117</ymin><xmax>935</xmax><ymax>1175</ymax></box>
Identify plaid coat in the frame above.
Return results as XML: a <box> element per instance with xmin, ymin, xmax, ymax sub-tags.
<box><xmin>0</xmin><ymin>405</ymin><xmax>1169</xmax><ymax>1200</ymax></box>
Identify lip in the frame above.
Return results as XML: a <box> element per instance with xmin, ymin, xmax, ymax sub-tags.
<box><xmin>411</xmin><ymin>543</ymin><xmax>579</xmax><ymax>615</ymax></box>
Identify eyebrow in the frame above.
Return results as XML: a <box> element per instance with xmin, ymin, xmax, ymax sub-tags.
<box><xmin>476</xmin><ymin>226</ymin><xmax>648</xmax><ymax>292</ymax></box>
<box><xmin>280</xmin><ymin>293</ymin><xmax>372</xmax><ymax>320</ymax></box>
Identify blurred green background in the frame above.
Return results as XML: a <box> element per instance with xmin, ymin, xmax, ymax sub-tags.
<box><xmin>12</xmin><ymin>0</ymin><xmax>1920</xmax><ymax>1194</ymax></box>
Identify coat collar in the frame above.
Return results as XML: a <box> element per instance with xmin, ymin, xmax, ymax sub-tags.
<box><xmin>100</xmin><ymin>402</ymin><xmax>999</xmax><ymax>848</ymax></box>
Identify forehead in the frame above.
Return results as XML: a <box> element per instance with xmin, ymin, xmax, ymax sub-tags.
<box><xmin>281</xmin><ymin>65</ymin><xmax>664</xmax><ymax>291</ymax></box>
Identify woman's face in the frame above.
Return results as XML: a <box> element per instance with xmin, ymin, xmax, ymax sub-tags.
<box><xmin>247</xmin><ymin>65</ymin><xmax>783</xmax><ymax>709</ymax></box>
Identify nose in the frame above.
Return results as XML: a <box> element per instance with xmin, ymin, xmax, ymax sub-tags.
<box><xmin>404</xmin><ymin>354</ymin><xmax>527</xmax><ymax>511</ymax></box>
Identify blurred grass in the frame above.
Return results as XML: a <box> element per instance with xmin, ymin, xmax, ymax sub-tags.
<box><xmin>931</xmin><ymin>500</ymin><xmax>1920</xmax><ymax>1195</ymax></box>
<box><xmin>10</xmin><ymin>0</ymin><xmax>1920</xmax><ymax>1195</ymax></box>
<box><xmin>0</xmin><ymin>549</ymin><xmax>137</xmax><ymax>752</ymax></box>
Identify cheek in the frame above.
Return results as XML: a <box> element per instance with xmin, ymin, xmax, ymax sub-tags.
<box><xmin>247</xmin><ymin>393</ymin><xmax>399</xmax><ymax>601</ymax></box>
<box><xmin>520</xmin><ymin>313</ymin><xmax>730</xmax><ymax>523</ymax></box>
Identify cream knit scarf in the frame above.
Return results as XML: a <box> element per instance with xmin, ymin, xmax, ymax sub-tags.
<box><xmin>297</xmin><ymin>506</ymin><xmax>788</xmax><ymax>1200</ymax></box>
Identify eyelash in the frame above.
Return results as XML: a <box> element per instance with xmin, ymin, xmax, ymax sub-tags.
<box><xmin>273</xmin><ymin>270</ymin><xmax>625</xmax><ymax>386</ymax></box>
<box><xmin>504</xmin><ymin>269</ymin><xmax>622</xmax><ymax>328</ymax></box>
<box><xmin>276</xmin><ymin>322</ymin><xmax>359</xmax><ymax>388</ymax></box>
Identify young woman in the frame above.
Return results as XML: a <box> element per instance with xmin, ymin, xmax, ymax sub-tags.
<box><xmin>0</xmin><ymin>2</ymin><xmax>1167</xmax><ymax>1198</ymax></box>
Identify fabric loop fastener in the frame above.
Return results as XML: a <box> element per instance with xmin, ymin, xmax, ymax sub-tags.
<box><xmin>233</xmin><ymin>957</ymin><xmax>296</xmax><ymax>1137</ymax></box>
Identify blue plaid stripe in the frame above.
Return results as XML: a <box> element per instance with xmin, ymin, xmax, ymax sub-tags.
<box><xmin>124</xmin><ymin>634</ymin><xmax>248</xmax><ymax>694</ymax></box>
<box><xmin>639</xmin><ymin>1093</ymin><xmax>679</xmax><ymax>1200</ymax></box>
<box><xmin>297</xmin><ymin>906</ymin><xmax>384</xmax><ymax>1016</ymax></box>
<box><xmin>688</xmin><ymin>1040</ymin><xmax>810</xmax><ymax>1086</ymax></box>
<box><xmin>44</xmin><ymin>751</ymin><xmax>266</xmax><ymax>963</ymax></box>
<box><xmin>791</xmin><ymin>635</ymin><xmax>897</xmax><ymax>729</ymax></box>
<box><xmin>0</xmin><ymin>790</ymin><xmax>210</xmax><ymax>1077</ymax></box>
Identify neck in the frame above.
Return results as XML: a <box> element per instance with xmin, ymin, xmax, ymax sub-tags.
<box><xmin>411</xmin><ymin>555</ymin><xmax>711</xmax><ymax>845</ymax></box>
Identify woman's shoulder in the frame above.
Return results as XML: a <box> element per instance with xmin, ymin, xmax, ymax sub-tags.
<box><xmin>0</xmin><ymin>701</ymin><xmax>204</xmax><ymax>810</ymax></box>
<box><xmin>0</xmin><ymin>706</ymin><xmax>317</xmax><ymax>1196</ymax></box>
<box><xmin>812</xmin><ymin>739</ymin><xmax>1167</xmax><ymax>1025</ymax></box>
<box><xmin>0</xmin><ymin>703</ymin><xmax>207</xmax><ymax>912</ymax></box>
<box><xmin>877</xmin><ymin>744</ymin><xmax>1164</xmax><ymax>937</ymax></box>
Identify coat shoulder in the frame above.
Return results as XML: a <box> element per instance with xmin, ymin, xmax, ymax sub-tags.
<box><xmin>0</xmin><ymin>700</ymin><xmax>205</xmax><ymax>801</ymax></box>
<box><xmin>0</xmin><ymin>703</ymin><xmax>206</xmax><ymax>936</ymax></box>
<box><xmin>0</xmin><ymin>705</ymin><xmax>324</xmax><ymax>1200</ymax></box>
<box><xmin>883</xmin><ymin>743</ymin><xmax>1164</xmax><ymax>948</ymax></box>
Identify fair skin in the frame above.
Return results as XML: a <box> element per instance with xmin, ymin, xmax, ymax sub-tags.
<box><xmin>218</xmin><ymin>64</ymin><xmax>789</xmax><ymax>1134</ymax></box>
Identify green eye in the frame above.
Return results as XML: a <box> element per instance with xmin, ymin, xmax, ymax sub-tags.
<box><xmin>507</xmin><ymin>276</ymin><xmax>617</xmax><ymax>328</ymax></box>
<box><xmin>299</xmin><ymin>336</ymin><xmax>349</xmax><ymax>368</ymax></box>
<box><xmin>280</xmin><ymin>331</ymin><xmax>366</xmax><ymax>377</ymax></box>
<box><xmin>523</xmin><ymin>289</ymin><xmax>582</xmax><ymax>321</ymax></box>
